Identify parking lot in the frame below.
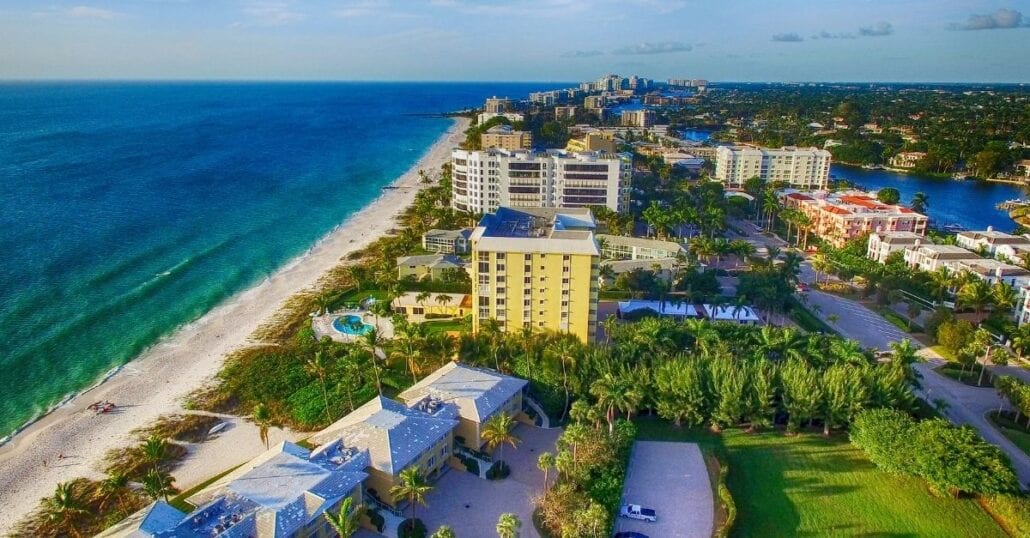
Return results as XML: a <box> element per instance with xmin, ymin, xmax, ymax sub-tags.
<box><xmin>614</xmin><ymin>441</ymin><xmax>713</xmax><ymax>538</ymax></box>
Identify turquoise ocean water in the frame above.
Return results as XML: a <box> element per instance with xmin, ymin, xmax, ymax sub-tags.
<box><xmin>0</xmin><ymin>82</ymin><xmax>562</xmax><ymax>440</ymax></box>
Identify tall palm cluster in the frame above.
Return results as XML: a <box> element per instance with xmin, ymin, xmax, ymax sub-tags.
<box><xmin>637</xmin><ymin>179</ymin><xmax>736</xmax><ymax>241</ymax></box>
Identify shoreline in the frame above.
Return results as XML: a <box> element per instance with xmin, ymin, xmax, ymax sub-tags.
<box><xmin>0</xmin><ymin>116</ymin><xmax>468</xmax><ymax>534</ymax></box>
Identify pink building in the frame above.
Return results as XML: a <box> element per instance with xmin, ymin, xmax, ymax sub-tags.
<box><xmin>781</xmin><ymin>190</ymin><xmax>929</xmax><ymax>248</ymax></box>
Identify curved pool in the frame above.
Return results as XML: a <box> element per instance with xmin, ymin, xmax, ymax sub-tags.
<box><xmin>332</xmin><ymin>314</ymin><xmax>373</xmax><ymax>336</ymax></box>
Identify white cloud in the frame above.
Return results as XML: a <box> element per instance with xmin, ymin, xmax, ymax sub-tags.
<box><xmin>67</xmin><ymin>6</ymin><xmax>121</xmax><ymax>20</ymax></box>
<box><xmin>952</xmin><ymin>8</ymin><xmax>1027</xmax><ymax>30</ymax></box>
<box><xmin>613</xmin><ymin>41</ymin><xmax>691</xmax><ymax>55</ymax></box>
<box><xmin>240</xmin><ymin>1</ymin><xmax>304</xmax><ymax>26</ymax></box>
<box><xmin>771</xmin><ymin>33</ymin><xmax>804</xmax><ymax>42</ymax></box>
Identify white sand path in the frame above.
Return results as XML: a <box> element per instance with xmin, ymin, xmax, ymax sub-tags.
<box><xmin>0</xmin><ymin>117</ymin><xmax>468</xmax><ymax>534</ymax></box>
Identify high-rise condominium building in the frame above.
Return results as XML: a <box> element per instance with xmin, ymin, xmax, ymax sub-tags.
<box><xmin>620</xmin><ymin>109</ymin><xmax>657</xmax><ymax>128</ymax></box>
<box><xmin>470</xmin><ymin>207</ymin><xmax>600</xmax><ymax>342</ymax></box>
<box><xmin>714</xmin><ymin>146</ymin><xmax>831</xmax><ymax>189</ymax></box>
<box><xmin>480</xmin><ymin>125</ymin><xmax>532</xmax><ymax>151</ymax></box>
<box><xmin>451</xmin><ymin>148</ymin><xmax>631</xmax><ymax>214</ymax></box>
<box><xmin>484</xmin><ymin>96</ymin><xmax>513</xmax><ymax>113</ymax></box>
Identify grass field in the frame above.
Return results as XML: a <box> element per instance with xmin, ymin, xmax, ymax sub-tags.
<box><xmin>634</xmin><ymin>418</ymin><xmax>1005</xmax><ymax>537</ymax></box>
<box><xmin>988</xmin><ymin>411</ymin><xmax>1030</xmax><ymax>457</ymax></box>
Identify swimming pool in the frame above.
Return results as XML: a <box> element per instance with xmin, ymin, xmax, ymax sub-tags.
<box><xmin>332</xmin><ymin>314</ymin><xmax>373</xmax><ymax>336</ymax></box>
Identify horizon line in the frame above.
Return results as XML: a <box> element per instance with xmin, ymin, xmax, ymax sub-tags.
<box><xmin>0</xmin><ymin>78</ymin><xmax>1027</xmax><ymax>86</ymax></box>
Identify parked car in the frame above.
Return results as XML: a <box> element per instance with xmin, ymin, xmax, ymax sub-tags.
<box><xmin>795</xmin><ymin>282</ymin><xmax>810</xmax><ymax>293</ymax></box>
<box><xmin>614</xmin><ymin>533</ymin><xmax>650</xmax><ymax>538</ymax></box>
<box><xmin>619</xmin><ymin>504</ymin><xmax>657</xmax><ymax>522</ymax></box>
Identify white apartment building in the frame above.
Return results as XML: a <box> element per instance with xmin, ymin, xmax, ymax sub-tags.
<box><xmin>867</xmin><ymin>231</ymin><xmax>931</xmax><ymax>263</ymax></box>
<box><xmin>477</xmin><ymin>112</ymin><xmax>525</xmax><ymax>126</ymax></box>
<box><xmin>451</xmin><ymin>148</ymin><xmax>631</xmax><ymax>214</ymax></box>
<box><xmin>714</xmin><ymin>146</ymin><xmax>831</xmax><ymax>189</ymax></box>
<box><xmin>903</xmin><ymin>244</ymin><xmax>981</xmax><ymax>273</ymax></box>
<box><xmin>955</xmin><ymin>227</ymin><xmax>1030</xmax><ymax>257</ymax></box>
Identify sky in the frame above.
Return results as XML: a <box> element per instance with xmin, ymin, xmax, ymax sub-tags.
<box><xmin>1</xmin><ymin>0</ymin><xmax>1029</xmax><ymax>82</ymax></box>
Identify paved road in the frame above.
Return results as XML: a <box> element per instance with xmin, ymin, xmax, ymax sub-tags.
<box><xmin>731</xmin><ymin>218</ymin><xmax>1030</xmax><ymax>489</ymax></box>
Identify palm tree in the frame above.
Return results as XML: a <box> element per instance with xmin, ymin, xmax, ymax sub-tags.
<box><xmin>393</xmin><ymin>321</ymin><xmax>427</xmax><ymax>383</ymax></box>
<box><xmin>537</xmin><ymin>452</ymin><xmax>555</xmax><ymax>491</ymax></box>
<box><xmin>958</xmin><ymin>279</ymin><xmax>993</xmax><ymax>322</ymax></box>
<box><xmin>431</xmin><ymin>526</ymin><xmax>457</xmax><ymax>538</ymax></box>
<box><xmin>415</xmin><ymin>291</ymin><xmax>432</xmax><ymax>311</ymax></box>
<box><xmin>42</xmin><ymin>482</ymin><xmax>89</xmax><ymax>538</ymax></box>
<box><xmin>482</xmin><ymin>413</ymin><xmax>520</xmax><ymax>464</ymax></box>
<box><xmin>253</xmin><ymin>402</ymin><xmax>272</xmax><ymax>449</ymax></box>
<box><xmin>991</xmin><ymin>281</ymin><xmax>1018</xmax><ymax>315</ymax></box>
<box><xmin>434</xmin><ymin>293</ymin><xmax>453</xmax><ymax>315</ymax></box>
<box><xmin>323</xmin><ymin>496</ymin><xmax>363</xmax><ymax>537</ymax></box>
<box><xmin>910</xmin><ymin>191</ymin><xmax>929</xmax><ymax>214</ymax></box>
<box><xmin>1011</xmin><ymin>323</ymin><xmax>1030</xmax><ymax>359</ymax></box>
<box><xmin>305</xmin><ymin>351</ymin><xmax>333</xmax><ymax>424</ymax></box>
<box><xmin>762</xmin><ymin>189</ymin><xmax>779</xmax><ymax>231</ymax></box>
<box><xmin>389</xmin><ymin>467</ymin><xmax>433</xmax><ymax>529</ymax></box>
<box><xmin>141</xmin><ymin>435</ymin><xmax>168</xmax><ymax>474</ymax></box>
<box><xmin>496</xmin><ymin>513</ymin><xmax>522</xmax><ymax>538</ymax></box>
<box><xmin>360</xmin><ymin>327</ymin><xmax>385</xmax><ymax>394</ymax></box>
<box><xmin>314</xmin><ymin>291</ymin><xmax>333</xmax><ymax>316</ymax></box>
<box><xmin>546</xmin><ymin>336</ymin><xmax>580</xmax><ymax>421</ymax></box>
<box><xmin>96</xmin><ymin>471</ymin><xmax>130</xmax><ymax>512</ymax></box>
<box><xmin>141</xmin><ymin>469</ymin><xmax>177</xmax><ymax>502</ymax></box>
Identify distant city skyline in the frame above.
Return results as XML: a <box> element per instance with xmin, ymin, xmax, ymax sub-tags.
<box><xmin>1</xmin><ymin>0</ymin><xmax>1029</xmax><ymax>82</ymax></box>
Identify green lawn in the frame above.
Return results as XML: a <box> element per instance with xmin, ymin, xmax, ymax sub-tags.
<box><xmin>634</xmin><ymin>418</ymin><xmax>1005</xmax><ymax>537</ymax></box>
<box><xmin>988</xmin><ymin>411</ymin><xmax>1030</xmax><ymax>457</ymax></box>
<box><xmin>423</xmin><ymin>318</ymin><xmax>466</xmax><ymax>334</ymax></box>
<box><xmin>935</xmin><ymin>363</ymin><xmax>996</xmax><ymax>388</ymax></box>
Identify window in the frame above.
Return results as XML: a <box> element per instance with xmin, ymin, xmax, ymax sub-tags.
<box><xmin>414</xmin><ymin>307</ymin><xmax>424</xmax><ymax>315</ymax></box>
<box><xmin>496</xmin><ymin>264</ymin><xmax>506</xmax><ymax>272</ymax></box>
<box><xmin>478</xmin><ymin>262</ymin><xmax>490</xmax><ymax>273</ymax></box>
<box><xmin>428</xmin><ymin>456</ymin><xmax>436</xmax><ymax>467</ymax></box>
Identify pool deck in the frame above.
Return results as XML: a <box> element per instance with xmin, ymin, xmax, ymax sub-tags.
<box><xmin>311</xmin><ymin>310</ymin><xmax>394</xmax><ymax>343</ymax></box>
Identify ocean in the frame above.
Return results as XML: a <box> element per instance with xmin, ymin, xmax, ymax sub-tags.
<box><xmin>0</xmin><ymin>81</ymin><xmax>564</xmax><ymax>440</ymax></box>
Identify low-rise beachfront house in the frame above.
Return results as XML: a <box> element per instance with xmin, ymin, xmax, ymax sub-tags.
<box><xmin>952</xmin><ymin>259</ymin><xmax>1030</xmax><ymax>289</ymax></box>
<box><xmin>596</xmin><ymin>234</ymin><xmax>686</xmax><ymax>261</ymax></box>
<box><xmin>396</xmin><ymin>254</ymin><xmax>467</xmax><ymax>281</ymax></box>
<box><xmin>889</xmin><ymin>151</ymin><xmax>926</xmax><ymax>169</ymax></box>
<box><xmin>955</xmin><ymin>227</ymin><xmax>1030</xmax><ymax>258</ymax></box>
<box><xmin>617</xmin><ymin>299</ymin><xmax>702</xmax><ymax>321</ymax></box>
<box><xmin>702</xmin><ymin>304</ymin><xmax>763</xmax><ymax>325</ymax></box>
<box><xmin>600</xmin><ymin>258</ymin><xmax>678</xmax><ymax>287</ymax></box>
<box><xmin>867</xmin><ymin>231</ymin><xmax>932</xmax><ymax>263</ymax></box>
<box><xmin>422</xmin><ymin>228</ymin><xmax>472</xmax><ymax>254</ymax></box>
<box><xmin>99</xmin><ymin>441</ymin><xmax>369</xmax><ymax>538</ymax></box>
<box><xmin>903</xmin><ymin>244</ymin><xmax>981</xmax><ymax>273</ymax></box>
<box><xmin>398</xmin><ymin>362</ymin><xmax>529</xmax><ymax>451</ymax></box>
<box><xmin>782</xmin><ymin>190</ymin><xmax>929</xmax><ymax>248</ymax></box>
<box><xmin>391</xmin><ymin>292</ymin><xmax>471</xmax><ymax>322</ymax></box>
<box><xmin>995</xmin><ymin>243</ymin><xmax>1030</xmax><ymax>265</ymax></box>
<box><xmin>309</xmin><ymin>396</ymin><xmax>458</xmax><ymax>508</ymax></box>
<box><xmin>104</xmin><ymin>363</ymin><xmax>533</xmax><ymax>536</ymax></box>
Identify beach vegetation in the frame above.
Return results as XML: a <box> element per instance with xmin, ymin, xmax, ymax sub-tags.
<box><xmin>132</xmin><ymin>413</ymin><xmax>221</xmax><ymax>444</ymax></box>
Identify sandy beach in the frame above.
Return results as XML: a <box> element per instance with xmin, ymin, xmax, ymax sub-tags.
<box><xmin>0</xmin><ymin>116</ymin><xmax>468</xmax><ymax>534</ymax></box>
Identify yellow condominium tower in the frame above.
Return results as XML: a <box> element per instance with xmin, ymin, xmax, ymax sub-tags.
<box><xmin>470</xmin><ymin>207</ymin><xmax>600</xmax><ymax>342</ymax></box>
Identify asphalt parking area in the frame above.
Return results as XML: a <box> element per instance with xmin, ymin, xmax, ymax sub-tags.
<box><xmin>614</xmin><ymin>441</ymin><xmax>713</xmax><ymax>538</ymax></box>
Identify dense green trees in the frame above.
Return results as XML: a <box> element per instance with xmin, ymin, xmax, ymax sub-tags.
<box><xmin>851</xmin><ymin>409</ymin><xmax>1019</xmax><ymax>497</ymax></box>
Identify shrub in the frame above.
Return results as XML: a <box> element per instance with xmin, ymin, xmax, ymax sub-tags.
<box><xmin>398</xmin><ymin>518</ymin><xmax>427</xmax><ymax>538</ymax></box>
<box><xmin>486</xmin><ymin>460</ymin><xmax>511</xmax><ymax>480</ymax></box>
<box><xmin>133</xmin><ymin>414</ymin><xmax>222</xmax><ymax>443</ymax></box>
<box><xmin>456</xmin><ymin>453</ymin><xmax>480</xmax><ymax>475</ymax></box>
<box><xmin>368</xmin><ymin>508</ymin><xmax>385</xmax><ymax>532</ymax></box>
<box><xmin>716</xmin><ymin>463</ymin><xmax>736</xmax><ymax>538</ymax></box>
<box><xmin>850</xmin><ymin>408</ymin><xmax>917</xmax><ymax>475</ymax></box>
<box><xmin>851</xmin><ymin>409</ymin><xmax>1019</xmax><ymax>497</ymax></box>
